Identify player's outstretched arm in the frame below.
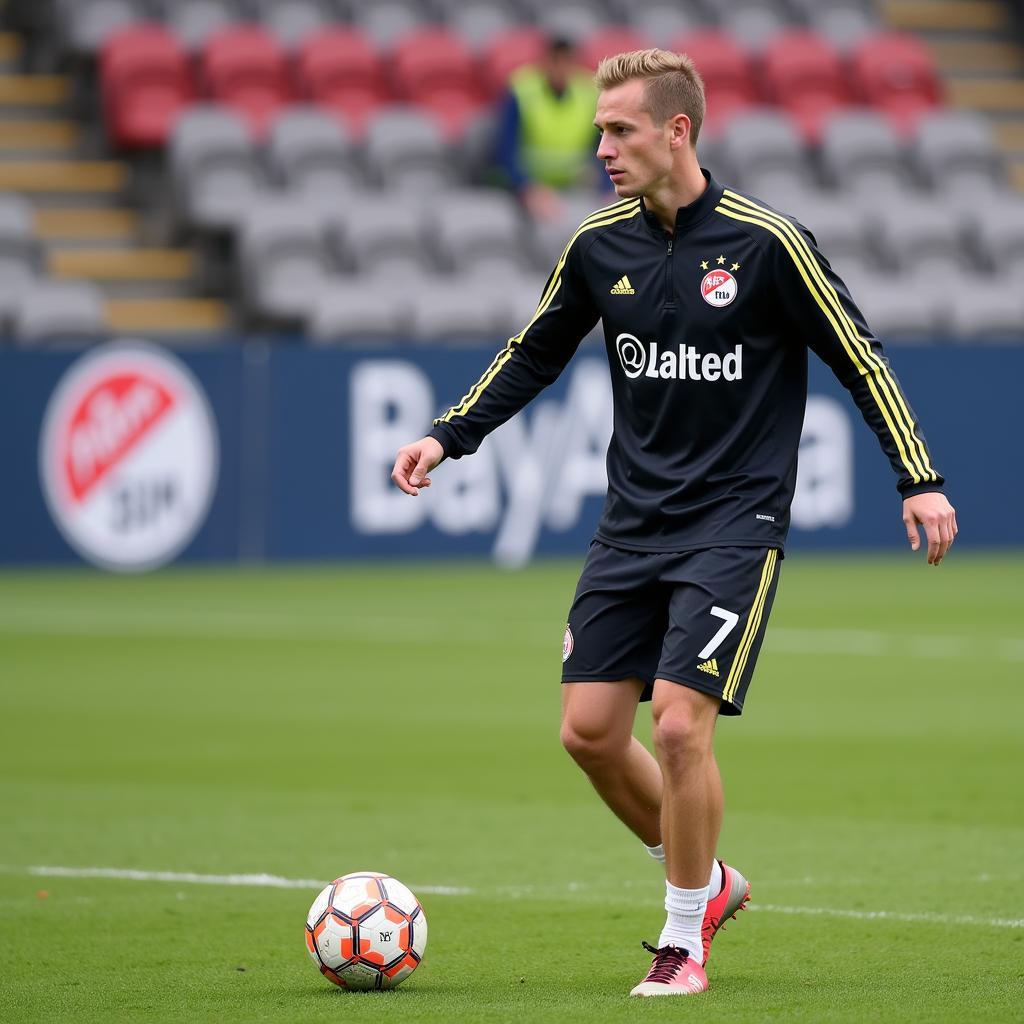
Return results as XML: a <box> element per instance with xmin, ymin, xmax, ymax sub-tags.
<box><xmin>903</xmin><ymin>492</ymin><xmax>958</xmax><ymax>565</ymax></box>
<box><xmin>391</xmin><ymin>436</ymin><xmax>444</xmax><ymax>497</ymax></box>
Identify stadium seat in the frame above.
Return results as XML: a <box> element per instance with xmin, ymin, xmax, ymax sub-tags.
<box><xmin>803</xmin><ymin>3</ymin><xmax>878</xmax><ymax>51</ymax></box>
<box><xmin>820</xmin><ymin>110</ymin><xmax>914</xmax><ymax>197</ymax></box>
<box><xmin>531</xmin><ymin>189</ymin><xmax>610</xmax><ymax>268</ymax></box>
<box><xmin>779</xmin><ymin>193</ymin><xmax>877</xmax><ymax>271</ymax></box>
<box><xmin>761</xmin><ymin>31</ymin><xmax>850</xmax><ymax>143</ymax></box>
<box><xmin>61</xmin><ymin>0</ymin><xmax>148</xmax><ymax>57</ymax></box>
<box><xmin>442</xmin><ymin>0</ymin><xmax>519</xmax><ymax>50</ymax></box>
<box><xmin>335</xmin><ymin>194</ymin><xmax>431</xmax><ymax>278</ymax></box>
<box><xmin>307</xmin><ymin>278</ymin><xmax>413</xmax><ymax>343</ymax></box>
<box><xmin>408</xmin><ymin>278</ymin><xmax>507</xmax><ymax>343</ymax></box>
<box><xmin>669</xmin><ymin>31</ymin><xmax>759</xmax><ymax>138</ymax></box>
<box><xmin>427</xmin><ymin>189</ymin><xmax>528</xmax><ymax>275</ymax></box>
<box><xmin>352</xmin><ymin>0</ymin><xmax>424</xmax><ymax>47</ymax></box>
<box><xmin>101</xmin><ymin>25</ymin><xmax>194</xmax><ymax>149</ymax></box>
<box><xmin>249</xmin><ymin>0</ymin><xmax>329</xmax><ymax>51</ymax></box>
<box><xmin>479</xmin><ymin>27</ymin><xmax>547</xmax><ymax>98</ymax></box>
<box><xmin>160</xmin><ymin>0</ymin><xmax>240</xmax><ymax>53</ymax></box>
<box><xmin>622</xmin><ymin>2</ymin><xmax>705</xmax><ymax>47</ymax></box>
<box><xmin>364</xmin><ymin>107</ymin><xmax>453</xmax><ymax>193</ymax></box>
<box><xmin>12</xmin><ymin>280</ymin><xmax>106</xmax><ymax>345</ymax></box>
<box><xmin>170</xmin><ymin>105</ymin><xmax>265</xmax><ymax>232</ymax></box>
<box><xmin>850</xmin><ymin>271</ymin><xmax>938</xmax><ymax>340</ymax></box>
<box><xmin>579</xmin><ymin>27</ymin><xmax>653</xmax><ymax>71</ymax></box>
<box><xmin>0</xmin><ymin>193</ymin><xmax>42</xmax><ymax>280</ymax></box>
<box><xmin>727</xmin><ymin>1</ymin><xmax>790</xmax><ymax>51</ymax></box>
<box><xmin>240</xmin><ymin>198</ymin><xmax>334</xmax><ymax>325</ymax></box>
<box><xmin>267</xmin><ymin>106</ymin><xmax>359</xmax><ymax>194</ymax></box>
<box><xmin>946</xmin><ymin>280</ymin><xmax>1024</xmax><ymax>339</ymax></box>
<box><xmin>202</xmin><ymin>26</ymin><xmax>292</xmax><ymax>136</ymax></box>
<box><xmin>719</xmin><ymin>109</ymin><xmax>813</xmax><ymax>194</ymax></box>
<box><xmin>966</xmin><ymin>198</ymin><xmax>1024</xmax><ymax>275</ymax></box>
<box><xmin>914</xmin><ymin>109</ymin><xmax>1004</xmax><ymax>196</ymax></box>
<box><xmin>868</xmin><ymin>196</ymin><xmax>966</xmax><ymax>274</ymax></box>
<box><xmin>296</xmin><ymin>28</ymin><xmax>390</xmax><ymax>136</ymax></box>
<box><xmin>851</xmin><ymin>33</ymin><xmax>942</xmax><ymax>135</ymax></box>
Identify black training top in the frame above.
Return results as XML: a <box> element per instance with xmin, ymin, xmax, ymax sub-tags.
<box><xmin>429</xmin><ymin>172</ymin><xmax>944</xmax><ymax>553</ymax></box>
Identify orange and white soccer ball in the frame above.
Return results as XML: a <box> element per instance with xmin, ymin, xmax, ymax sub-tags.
<box><xmin>305</xmin><ymin>872</ymin><xmax>427</xmax><ymax>990</ymax></box>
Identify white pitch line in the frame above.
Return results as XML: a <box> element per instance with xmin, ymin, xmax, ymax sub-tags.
<box><xmin>20</xmin><ymin>866</ymin><xmax>1022</xmax><ymax>929</ymax></box>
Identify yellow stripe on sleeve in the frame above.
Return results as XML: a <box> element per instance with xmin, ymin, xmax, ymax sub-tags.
<box><xmin>718</xmin><ymin>191</ymin><xmax>937</xmax><ymax>483</ymax></box>
<box><xmin>723</xmin><ymin>549</ymin><xmax>778</xmax><ymax>705</ymax></box>
<box><xmin>438</xmin><ymin>198</ymin><xmax>641</xmax><ymax>424</ymax></box>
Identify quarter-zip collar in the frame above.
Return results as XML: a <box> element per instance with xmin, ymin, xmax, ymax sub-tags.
<box><xmin>640</xmin><ymin>169</ymin><xmax>724</xmax><ymax>237</ymax></box>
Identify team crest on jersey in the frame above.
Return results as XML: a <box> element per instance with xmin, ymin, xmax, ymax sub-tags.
<box><xmin>701</xmin><ymin>269</ymin><xmax>737</xmax><ymax>307</ymax></box>
<box><xmin>562</xmin><ymin>625</ymin><xmax>574</xmax><ymax>663</ymax></box>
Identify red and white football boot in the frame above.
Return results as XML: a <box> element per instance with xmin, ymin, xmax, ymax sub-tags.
<box><xmin>629</xmin><ymin>942</ymin><xmax>708</xmax><ymax>997</ymax></box>
<box><xmin>702</xmin><ymin>860</ymin><xmax>750</xmax><ymax>965</ymax></box>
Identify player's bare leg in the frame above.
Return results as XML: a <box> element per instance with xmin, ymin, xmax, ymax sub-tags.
<box><xmin>560</xmin><ymin>680</ymin><xmax>662</xmax><ymax>846</ymax></box>
<box><xmin>630</xmin><ymin>682</ymin><xmax>724</xmax><ymax>996</ymax></box>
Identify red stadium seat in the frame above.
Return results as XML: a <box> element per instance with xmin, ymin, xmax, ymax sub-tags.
<box><xmin>579</xmin><ymin>27</ymin><xmax>653</xmax><ymax>71</ymax></box>
<box><xmin>761</xmin><ymin>31</ymin><xmax>850</xmax><ymax>143</ymax></box>
<box><xmin>101</xmin><ymin>24</ymin><xmax>195</xmax><ymax>148</ymax></box>
<box><xmin>297</xmin><ymin>28</ymin><xmax>390</xmax><ymax>136</ymax></box>
<box><xmin>392</xmin><ymin>28</ymin><xmax>481</xmax><ymax>102</ymax></box>
<box><xmin>851</xmin><ymin>32</ymin><xmax>942</xmax><ymax>135</ymax></box>
<box><xmin>203</xmin><ymin>25</ymin><xmax>292</xmax><ymax>137</ymax></box>
<box><xmin>479</xmin><ymin>27</ymin><xmax>546</xmax><ymax>98</ymax></box>
<box><xmin>670</xmin><ymin>31</ymin><xmax>759</xmax><ymax>139</ymax></box>
<box><xmin>417</xmin><ymin>88</ymin><xmax>486</xmax><ymax>141</ymax></box>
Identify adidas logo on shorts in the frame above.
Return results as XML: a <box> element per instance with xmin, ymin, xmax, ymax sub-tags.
<box><xmin>697</xmin><ymin>658</ymin><xmax>720</xmax><ymax>678</ymax></box>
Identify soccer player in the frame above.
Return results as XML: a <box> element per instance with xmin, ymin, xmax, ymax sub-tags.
<box><xmin>391</xmin><ymin>49</ymin><xmax>957</xmax><ymax>997</ymax></box>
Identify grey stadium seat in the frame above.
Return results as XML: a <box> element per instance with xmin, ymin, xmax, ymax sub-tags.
<box><xmin>170</xmin><ymin>106</ymin><xmax>264</xmax><ymax>232</ymax></box>
<box><xmin>625</xmin><ymin>3</ymin><xmax>704</xmax><ymax>47</ymax></box>
<box><xmin>820</xmin><ymin>111</ymin><xmax>914</xmax><ymax>197</ymax></box>
<box><xmin>0</xmin><ymin>194</ymin><xmax>41</xmax><ymax>281</ymax></box>
<box><xmin>868</xmin><ymin>196</ymin><xmax>966</xmax><ymax>273</ymax></box>
<box><xmin>728</xmin><ymin>2</ymin><xmax>790</xmax><ymax>50</ymax></box>
<box><xmin>531</xmin><ymin>190</ymin><xmax>611</xmax><ymax>271</ymax></box>
<box><xmin>847</xmin><ymin>271</ymin><xmax>937</xmax><ymax>340</ymax></box>
<box><xmin>966</xmin><ymin>197</ymin><xmax>1024</xmax><ymax>275</ymax></box>
<box><xmin>778</xmin><ymin>194</ymin><xmax>876</xmax><ymax>271</ymax></box>
<box><xmin>914</xmin><ymin>109</ymin><xmax>1004</xmax><ymax>195</ymax></box>
<box><xmin>307</xmin><ymin>277</ymin><xmax>413</xmax><ymax>343</ymax></box>
<box><xmin>535</xmin><ymin>3</ymin><xmax>607</xmax><ymax>45</ymax></box>
<box><xmin>250</xmin><ymin>0</ymin><xmax>329</xmax><ymax>50</ymax></box>
<box><xmin>240</xmin><ymin>199</ymin><xmax>335</xmax><ymax>324</ymax></box>
<box><xmin>440</xmin><ymin>1</ymin><xmax>518</xmax><ymax>49</ymax></box>
<box><xmin>352</xmin><ymin>0</ymin><xmax>423</xmax><ymax>46</ymax></box>
<box><xmin>408</xmin><ymin>278</ymin><xmax>508</xmax><ymax>344</ymax></box>
<box><xmin>946</xmin><ymin>278</ymin><xmax>1024</xmax><ymax>339</ymax></box>
<box><xmin>13</xmin><ymin>280</ymin><xmax>105</xmax><ymax>346</ymax></box>
<box><xmin>805</xmin><ymin>5</ymin><xmax>879</xmax><ymax>50</ymax></box>
<box><xmin>159</xmin><ymin>0</ymin><xmax>240</xmax><ymax>52</ymax></box>
<box><xmin>720</xmin><ymin>109</ymin><xmax>813</xmax><ymax>194</ymax></box>
<box><xmin>267</xmin><ymin>106</ymin><xmax>360</xmax><ymax>195</ymax></box>
<box><xmin>428</xmin><ymin>189</ymin><xmax>529</xmax><ymax>275</ymax></box>
<box><xmin>334</xmin><ymin>194</ymin><xmax>431</xmax><ymax>277</ymax></box>
<box><xmin>60</xmin><ymin>0</ymin><xmax>146</xmax><ymax>56</ymax></box>
<box><xmin>365</xmin><ymin>108</ymin><xmax>452</xmax><ymax>194</ymax></box>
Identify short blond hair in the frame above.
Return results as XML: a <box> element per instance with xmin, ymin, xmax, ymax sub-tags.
<box><xmin>595</xmin><ymin>48</ymin><xmax>706</xmax><ymax>145</ymax></box>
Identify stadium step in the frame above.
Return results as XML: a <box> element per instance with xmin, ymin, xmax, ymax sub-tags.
<box><xmin>946</xmin><ymin>78</ymin><xmax>1024</xmax><ymax>112</ymax></box>
<box><xmin>49</xmin><ymin>246</ymin><xmax>195</xmax><ymax>282</ymax></box>
<box><xmin>34</xmin><ymin>207</ymin><xmax>139</xmax><ymax>243</ymax></box>
<box><xmin>0</xmin><ymin>159</ymin><xmax>128</xmax><ymax>194</ymax></box>
<box><xmin>104</xmin><ymin>298</ymin><xmax>230</xmax><ymax>335</ymax></box>
<box><xmin>1009</xmin><ymin>161</ymin><xmax>1024</xmax><ymax>192</ymax></box>
<box><xmin>0</xmin><ymin>119</ymin><xmax>80</xmax><ymax>152</ymax></box>
<box><xmin>0</xmin><ymin>74</ymin><xmax>70</xmax><ymax>108</ymax></box>
<box><xmin>880</xmin><ymin>0</ymin><xmax>1008</xmax><ymax>32</ymax></box>
<box><xmin>928</xmin><ymin>40</ymin><xmax>1024</xmax><ymax>74</ymax></box>
<box><xmin>0</xmin><ymin>32</ymin><xmax>22</xmax><ymax>69</ymax></box>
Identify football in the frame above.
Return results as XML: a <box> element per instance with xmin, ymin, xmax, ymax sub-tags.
<box><xmin>304</xmin><ymin>872</ymin><xmax>428</xmax><ymax>990</ymax></box>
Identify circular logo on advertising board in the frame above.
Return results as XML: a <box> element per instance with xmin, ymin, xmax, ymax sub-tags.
<box><xmin>700</xmin><ymin>269</ymin><xmax>737</xmax><ymax>307</ymax></box>
<box><xmin>39</xmin><ymin>343</ymin><xmax>219</xmax><ymax>572</ymax></box>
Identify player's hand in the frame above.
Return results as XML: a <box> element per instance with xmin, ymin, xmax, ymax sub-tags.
<box><xmin>903</xmin><ymin>492</ymin><xmax>957</xmax><ymax>565</ymax></box>
<box><xmin>391</xmin><ymin>436</ymin><xmax>444</xmax><ymax>496</ymax></box>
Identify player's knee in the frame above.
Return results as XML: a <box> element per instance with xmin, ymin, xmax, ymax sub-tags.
<box><xmin>652</xmin><ymin>706</ymin><xmax>710</xmax><ymax>769</ymax></box>
<box><xmin>559</xmin><ymin>720</ymin><xmax>619</xmax><ymax>770</ymax></box>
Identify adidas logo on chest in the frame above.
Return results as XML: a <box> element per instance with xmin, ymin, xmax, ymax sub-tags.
<box><xmin>610</xmin><ymin>275</ymin><xmax>635</xmax><ymax>295</ymax></box>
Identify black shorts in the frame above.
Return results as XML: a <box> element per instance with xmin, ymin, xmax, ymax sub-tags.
<box><xmin>561</xmin><ymin>542</ymin><xmax>782</xmax><ymax>715</ymax></box>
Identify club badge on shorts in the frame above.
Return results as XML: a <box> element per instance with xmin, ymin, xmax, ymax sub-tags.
<box><xmin>39</xmin><ymin>342</ymin><xmax>219</xmax><ymax>572</ymax></box>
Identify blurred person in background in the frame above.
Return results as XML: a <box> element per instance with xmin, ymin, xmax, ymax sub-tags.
<box><xmin>394</xmin><ymin>48</ymin><xmax>956</xmax><ymax>999</ymax></box>
<box><xmin>496</xmin><ymin>35</ymin><xmax>601</xmax><ymax>220</ymax></box>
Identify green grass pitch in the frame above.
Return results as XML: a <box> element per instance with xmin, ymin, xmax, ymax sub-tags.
<box><xmin>1</xmin><ymin>553</ymin><xmax>1022</xmax><ymax>1022</ymax></box>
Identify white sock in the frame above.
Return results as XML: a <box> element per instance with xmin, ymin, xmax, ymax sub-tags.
<box><xmin>708</xmin><ymin>858</ymin><xmax>723</xmax><ymax>899</ymax></box>
<box><xmin>658</xmin><ymin>881</ymin><xmax>709</xmax><ymax>964</ymax></box>
<box><xmin>644</xmin><ymin>842</ymin><xmax>665</xmax><ymax>863</ymax></box>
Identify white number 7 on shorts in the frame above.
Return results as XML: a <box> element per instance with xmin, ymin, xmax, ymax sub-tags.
<box><xmin>698</xmin><ymin>606</ymin><xmax>739</xmax><ymax>660</ymax></box>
